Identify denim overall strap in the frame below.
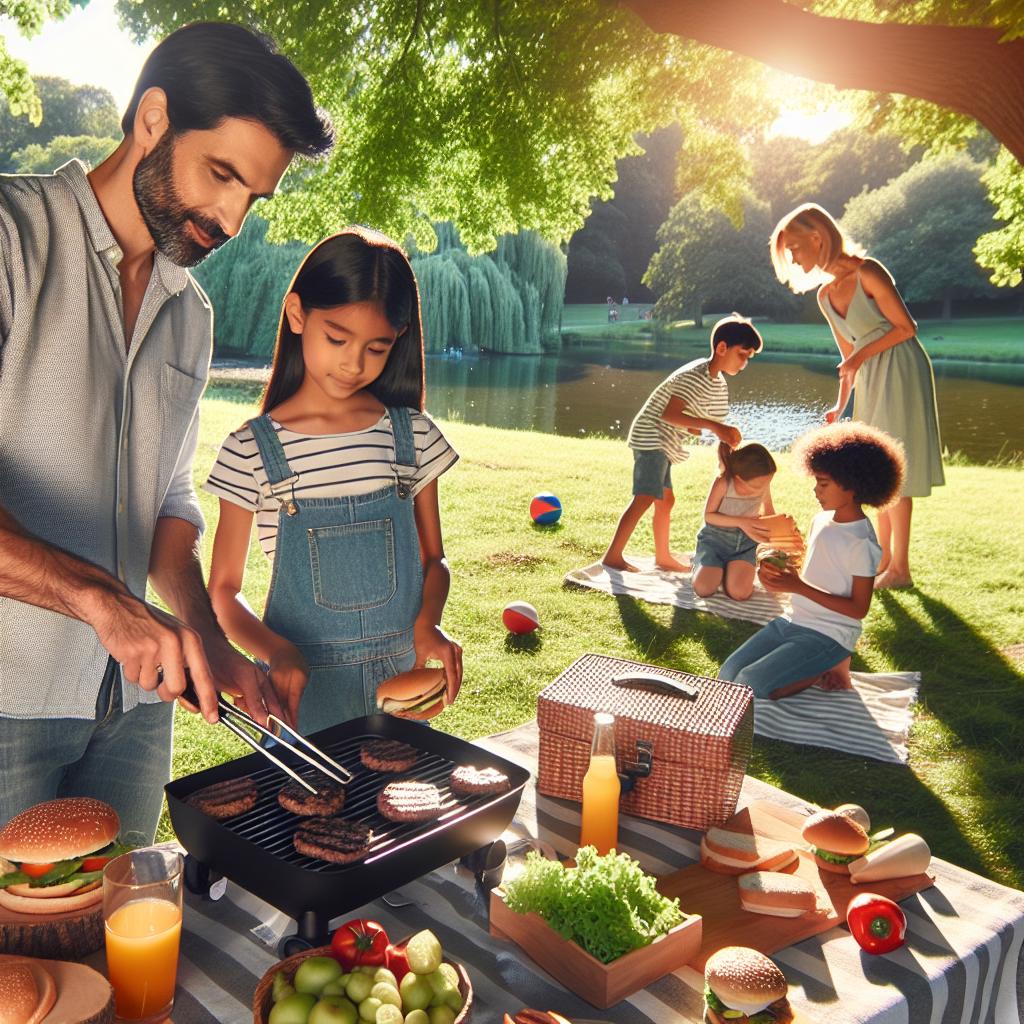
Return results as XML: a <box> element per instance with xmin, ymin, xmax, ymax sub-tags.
<box><xmin>247</xmin><ymin>415</ymin><xmax>300</xmax><ymax>506</ymax></box>
<box><xmin>387</xmin><ymin>406</ymin><xmax>417</xmax><ymax>499</ymax></box>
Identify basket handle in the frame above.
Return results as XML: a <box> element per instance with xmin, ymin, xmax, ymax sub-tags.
<box><xmin>611</xmin><ymin>672</ymin><xmax>699</xmax><ymax>699</ymax></box>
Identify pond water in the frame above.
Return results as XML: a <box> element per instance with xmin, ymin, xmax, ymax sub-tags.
<box><xmin>424</xmin><ymin>342</ymin><xmax>1024</xmax><ymax>462</ymax></box>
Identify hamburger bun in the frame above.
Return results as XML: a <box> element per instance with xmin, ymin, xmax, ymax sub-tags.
<box><xmin>0</xmin><ymin>798</ymin><xmax>118</xmax><ymax>864</ymax></box>
<box><xmin>0</xmin><ymin>884</ymin><xmax>103</xmax><ymax>916</ymax></box>
<box><xmin>801</xmin><ymin>809</ymin><xmax>869</xmax><ymax>873</ymax></box>
<box><xmin>704</xmin><ymin>946</ymin><xmax>789</xmax><ymax>1020</ymax></box>
<box><xmin>0</xmin><ymin>958</ymin><xmax>57</xmax><ymax>1024</ymax></box>
<box><xmin>375</xmin><ymin>667</ymin><xmax>448</xmax><ymax>720</ymax></box>
<box><xmin>737</xmin><ymin>871</ymin><xmax>817</xmax><ymax>918</ymax></box>
<box><xmin>835</xmin><ymin>803</ymin><xmax>871</xmax><ymax>832</ymax></box>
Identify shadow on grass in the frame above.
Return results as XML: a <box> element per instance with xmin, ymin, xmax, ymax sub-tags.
<box><xmin>611</xmin><ymin>591</ymin><xmax>1005</xmax><ymax>884</ymax></box>
<box><xmin>504</xmin><ymin>632</ymin><xmax>542</xmax><ymax>654</ymax></box>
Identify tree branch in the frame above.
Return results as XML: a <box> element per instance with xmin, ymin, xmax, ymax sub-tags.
<box><xmin>620</xmin><ymin>0</ymin><xmax>1024</xmax><ymax>162</ymax></box>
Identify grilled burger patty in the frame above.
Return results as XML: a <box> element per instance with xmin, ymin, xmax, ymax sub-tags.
<box><xmin>449</xmin><ymin>765</ymin><xmax>511</xmax><ymax>797</ymax></box>
<box><xmin>293</xmin><ymin>817</ymin><xmax>374</xmax><ymax>864</ymax></box>
<box><xmin>360</xmin><ymin>739</ymin><xmax>419</xmax><ymax>773</ymax></box>
<box><xmin>377</xmin><ymin>781</ymin><xmax>444</xmax><ymax>822</ymax></box>
<box><xmin>278</xmin><ymin>780</ymin><xmax>347</xmax><ymax>816</ymax></box>
<box><xmin>188</xmin><ymin>777</ymin><xmax>258</xmax><ymax>819</ymax></box>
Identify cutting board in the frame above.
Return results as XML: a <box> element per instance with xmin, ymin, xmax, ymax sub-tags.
<box><xmin>656</xmin><ymin>800</ymin><xmax>935</xmax><ymax>969</ymax></box>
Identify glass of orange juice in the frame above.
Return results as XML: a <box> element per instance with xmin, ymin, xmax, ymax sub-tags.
<box><xmin>103</xmin><ymin>848</ymin><xmax>183</xmax><ymax>1023</ymax></box>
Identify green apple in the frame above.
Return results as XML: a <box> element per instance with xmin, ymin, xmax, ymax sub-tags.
<box><xmin>427</xmin><ymin>1007</ymin><xmax>456</xmax><ymax>1024</ymax></box>
<box><xmin>424</xmin><ymin>964</ymin><xmax>458</xmax><ymax>998</ymax></box>
<box><xmin>268</xmin><ymin>991</ymin><xmax>317</xmax><ymax>1024</ymax></box>
<box><xmin>370</xmin><ymin>982</ymin><xmax>401</xmax><ymax>1008</ymax></box>
<box><xmin>308</xmin><ymin>996</ymin><xmax>358</xmax><ymax>1024</ymax></box>
<box><xmin>344</xmin><ymin>973</ymin><xmax>374</xmax><ymax>1004</ymax></box>
<box><xmin>272</xmin><ymin>970</ymin><xmax>295</xmax><ymax>1003</ymax></box>
<box><xmin>375</xmin><ymin>1007</ymin><xmax>404</xmax><ymax>1024</ymax></box>
<box><xmin>321</xmin><ymin>977</ymin><xmax>350</xmax><ymax>997</ymax></box>
<box><xmin>399</xmin><ymin>973</ymin><xmax>432</xmax><ymax>1013</ymax></box>
<box><xmin>442</xmin><ymin>988</ymin><xmax>464</xmax><ymax>1014</ymax></box>
<box><xmin>404</xmin><ymin>1012</ymin><xmax>430</xmax><ymax>1024</ymax></box>
<box><xmin>357</xmin><ymin>995</ymin><xmax>382</xmax><ymax>1022</ymax></box>
<box><xmin>404</xmin><ymin>931</ymin><xmax>443</xmax><ymax>976</ymax></box>
<box><xmin>373</xmin><ymin>967</ymin><xmax>398</xmax><ymax>987</ymax></box>
<box><xmin>294</xmin><ymin>957</ymin><xmax>344</xmax><ymax>996</ymax></box>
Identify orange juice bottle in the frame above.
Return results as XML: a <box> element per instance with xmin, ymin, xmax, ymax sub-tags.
<box><xmin>105</xmin><ymin>897</ymin><xmax>182</xmax><ymax>1020</ymax></box>
<box><xmin>579</xmin><ymin>712</ymin><xmax>620</xmax><ymax>855</ymax></box>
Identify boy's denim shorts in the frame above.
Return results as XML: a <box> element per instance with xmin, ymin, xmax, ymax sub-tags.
<box><xmin>693</xmin><ymin>523</ymin><xmax>758</xmax><ymax>570</ymax></box>
<box><xmin>632</xmin><ymin>448</ymin><xmax>673</xmax><ymax>497</ymax></box>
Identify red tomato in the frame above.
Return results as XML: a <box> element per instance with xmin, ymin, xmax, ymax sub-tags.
<box><xmin>385</xmin><ymin>939</ymin><xmax>412</xmax><ymax>982</ymax></box>
<box><xmin>20</xmin><ymin>863</ymin><xmax>55</xmax><ymax>878</ymax></box>
<box><xmin>330</xmin><ymin>918</ymin><xmax>389</xmax><ymax>969</ymax></box>
<box><xmin>81</xmin><ymin>857</ymin><xmax>112</xmax><ymax>872</ymax></box>
<box><xmin>847</xmin><ymin>893</ymin><xmax>907</xmax><ymax>954</ymax></box>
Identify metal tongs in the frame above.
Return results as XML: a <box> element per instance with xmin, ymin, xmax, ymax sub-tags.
<box><xmin>182</xmin><ymin>676</ymin><xmax>353</xmax><ymax>795</ymax></box>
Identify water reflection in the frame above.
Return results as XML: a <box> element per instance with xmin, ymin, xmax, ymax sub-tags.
<box><xmin>424</xmin><ymin>344</ymin><xmax>1024</xmax><ymax>462</ymax></box>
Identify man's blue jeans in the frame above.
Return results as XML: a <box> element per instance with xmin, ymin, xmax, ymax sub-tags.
<box><xmin>718</xmin><ymin>617</ymin><xmax>851</xmax><ymax>699</ymax></box>
<box><xmin>0</xmin><ymin>657</ymin><xmax>173</xmax><ymax>840</ymax></box>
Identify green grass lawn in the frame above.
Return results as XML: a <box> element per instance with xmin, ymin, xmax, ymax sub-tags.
<box><xmin>167</xmin><ymin>386</ymin><xmax>1024</xmax><ymax>891</ymax></box>
<box><xmin>561</xmin><ymin>306</ymin><xmax>1024</xmax><ymax>363</ymax></box>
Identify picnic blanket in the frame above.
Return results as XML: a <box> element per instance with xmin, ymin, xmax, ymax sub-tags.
<box><xmin>565</xmin><ymin>556</ymin><xmax>920</xmax><ymax>764</ymax></box>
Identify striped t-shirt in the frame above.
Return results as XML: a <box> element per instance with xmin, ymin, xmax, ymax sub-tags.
<box><xmin>203</xmin><ymin>410</ymin><xmax>458</xmax><ymax>561</ymax></box>
<box><xmin>626</xmin><ymin>357</ymin><xmax>729</xmax><ymax>464</ymax></box>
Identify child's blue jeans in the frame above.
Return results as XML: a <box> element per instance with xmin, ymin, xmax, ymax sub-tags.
<box><xmin>718</xmin><ymin>617</ymin><xmax>851</xmax><ymax>698</ymax></box>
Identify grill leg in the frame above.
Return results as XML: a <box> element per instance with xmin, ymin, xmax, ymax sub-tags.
<box><xmin>297</xmin><ymin>910</ymin><xmax>330</xmax><ymax>948</ymax></box>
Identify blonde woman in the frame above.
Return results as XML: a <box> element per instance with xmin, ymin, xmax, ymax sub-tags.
<box><xmin>771</xmin><ymin>204</ymin><xmax>943</xmax><ymax>589</ymax></box>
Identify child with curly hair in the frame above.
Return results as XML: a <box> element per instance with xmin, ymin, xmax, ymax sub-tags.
<box><xmin>717</xmin><ymin>422</ymin><xmax>905</xmax><ymax>700</ymax></box>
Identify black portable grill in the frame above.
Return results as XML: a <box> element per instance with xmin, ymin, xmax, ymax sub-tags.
<box><xmin>165</xmin><ymin>713</ymin><xmax>529</xmax><ymax>953</ymax></box>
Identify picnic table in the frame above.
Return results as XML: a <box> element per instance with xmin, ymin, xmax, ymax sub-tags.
<box><xmin>88</xmin><ymin>720</ymin><xmax>1024</xmax><ymax>1023</ymax></box>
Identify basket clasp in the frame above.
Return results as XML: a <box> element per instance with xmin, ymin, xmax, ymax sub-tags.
<box><xmin>618</xmin><ymin>739</ymin><xmax>654</xmax><ymax>793</ymax></box>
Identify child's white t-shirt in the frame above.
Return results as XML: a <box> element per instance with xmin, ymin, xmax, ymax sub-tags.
<box><xmin>203</xmin><ymin>410</ymin><xmax>457</xmax><ymax>563</ymax></box>
<box><xmin>786</xmin><ymin>510</ymin><xmax>882</xmax><ymax>650</ymax></box>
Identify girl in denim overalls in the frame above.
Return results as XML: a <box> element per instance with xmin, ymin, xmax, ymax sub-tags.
<box><xmin>691</xmin><ymin>442</ymin><xmax>780</xmax><ymax>602</ymax></box>
<box><xmin>204</xmin><ymin>229</ymin><xmax>462</xmax><ymax>734</ymax></box>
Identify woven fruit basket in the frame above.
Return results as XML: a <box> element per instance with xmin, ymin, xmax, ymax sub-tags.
<box><xmin>252</xmin><ymin>945</ymin><xmax>473</xmax><ymax>1023</ymax></box>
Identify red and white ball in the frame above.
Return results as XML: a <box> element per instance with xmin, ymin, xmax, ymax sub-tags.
<box><xmin>502</xmin><ymin>601</ymin><xmax>541</xmax><ymax>634</ymax></box>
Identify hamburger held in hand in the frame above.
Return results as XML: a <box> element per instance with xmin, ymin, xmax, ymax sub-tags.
<box><xmin>375</xmin><ymin>667</ymin><xmax>449</xmax><ymax>721</ymax></box>
<box><xmin>0</xmin><ymin>798</ymin><xmax>132</xmax><ymax>914</ymax></box>
<box><xmin>704</xmin><ymin>946</ymin><xmax>793</xmax><ymax>1023</ymax></box>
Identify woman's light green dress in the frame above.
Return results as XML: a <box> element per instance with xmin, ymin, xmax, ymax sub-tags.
<box><xmin>821</xmin><ymin>262</ymin><xmax>945</xmax><ymax>498</ymax></box>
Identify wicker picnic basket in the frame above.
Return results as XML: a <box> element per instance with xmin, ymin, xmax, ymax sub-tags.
<box><xmin>537</xmin><ymin>653</ymin><xmax>753</xmax><ymax>831</ymax></box>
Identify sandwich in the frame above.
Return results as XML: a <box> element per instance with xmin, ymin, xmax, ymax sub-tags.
<box><xmin>756</xmin><ymin>548</ymin><xmax>791</xmax><ymax>571</ymax></box>
<box><xmin>700</xmin><ymin>827</ymin><xmax>798</xmax><ymax>876</ymax></box>
<box><xmin>737</xmin><ymin>871</ymin><xmax>817</xmax><ymax>918</ymax></box>
<box><xmin>849</xmin><ymin>833</ymin><xmax>931</xmax><ymax>884</ymax></box>
<box><xmin>0</xmin><ymin>798</ymin><xmax>131</xmax><ymax>915</ymax></box>
<box><xmin>801</xmin><ymin>809</ymin><xmax>870</xmax><ymax>875</ymax></box>
<box><xmin>375</xmin><ymin>667</ymin><xmax>448</xmax><ymax>720</ymax></box>
<box><xmin>704</xmin><ymin>946</ymin><xmax>793</xmax><ymax>1024</ymax></box>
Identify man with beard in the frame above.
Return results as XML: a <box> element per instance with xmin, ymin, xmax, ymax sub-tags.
<box><xmin>0</xmin><ymin>23</ymin><xmax>334</xmax><ymax>838</ymax></box>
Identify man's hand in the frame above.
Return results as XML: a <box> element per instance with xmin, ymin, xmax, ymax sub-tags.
<box><xmin>266</xmin><ymin>643</ymin><xmax>309</xmax><ymax>729</ymax></box>
<box><xmin>714</xmin><ymin>424</ymin><xmax>742</xmax><ymax>448</ymax></box>
<box><xmin>414</xmin><ymin>623</ymin><xmax>463</xmax><ymax>706</ymax></box>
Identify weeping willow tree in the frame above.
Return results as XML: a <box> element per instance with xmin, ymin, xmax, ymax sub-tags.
<box><xmin>412</xmin><ymin>225</ymin><xmax>566</xmax><ymax>354</ymax></box>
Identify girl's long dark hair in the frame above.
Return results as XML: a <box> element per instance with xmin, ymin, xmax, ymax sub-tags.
<box><xmin>718</xmin><ymin>441</ymin><xmax>776</xmax><ymax>481</ymax></box>
<box><xmin>260</xmin><ymin>227</ymin><xmax>426</xmax><ymax>414</ymax></box>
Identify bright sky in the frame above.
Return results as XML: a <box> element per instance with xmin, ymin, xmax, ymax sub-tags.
<box><xmin>1</xmin><ymin>1</ymin><xmax>850</xmax><ymax>143</ymax></box>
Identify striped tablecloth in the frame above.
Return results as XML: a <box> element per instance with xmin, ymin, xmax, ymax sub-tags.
<box><xmin>118</xmin><ymin>721</ymin><xmax>1023</xmax><ymax>1024</ymax></box>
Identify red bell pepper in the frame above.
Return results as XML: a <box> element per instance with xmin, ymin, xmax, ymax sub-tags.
<box><xmin>330</xmin><ymin>918</ymin><xmax>390</xmax><ymax>969</ymax></box>
<box><xmin>385</xmin><ymin>938</ymin><xmax>412</xmax><ymax>982</ymax></box>
<box><xmin>847</xmin><ymin>893</ymin><xmax>907</xmax><ymax>954</ymax></box>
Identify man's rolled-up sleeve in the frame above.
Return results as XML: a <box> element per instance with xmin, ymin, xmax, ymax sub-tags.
<box><xmin>158</xmin><ymin>405</ymin><xmax>205</xmax><ymax>533</ymax></box>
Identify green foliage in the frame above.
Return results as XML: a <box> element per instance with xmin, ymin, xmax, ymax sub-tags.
<box><xmin>117</xmin><ymin>0</ymin><xmax>774</xmax><ymax>253</ymax></box>
<box><xmin>0</xmin><ymin>72</ymin><xmax>119</xmax><ymax>170</ymax></box>
<box><xmin>976</xmin><ymin>149</ymin><xmax>1024</xmax><ymax>287</ymax></box>
<box><xmin>503</xmin><ymin>846</ymin><xmax>685</xmax><ymax>963</ymax></box>
<box><xmin>842</xmin><ymin>152</ymin><xmax>1000</xmax><ymax>310</ymax></box>
<box><xmin>644</xmin><ymin>195</ymin><xmax>795</xmax><ymax>325</ymax></box>
<box><xmin>11</xmin><ymin>132</ymin><xmax>118</xmax><ymax>172</ymax></box>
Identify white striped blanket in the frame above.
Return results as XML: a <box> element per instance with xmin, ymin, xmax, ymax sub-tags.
<box><xmin>565</xmin><ymin>557</ymin><xmax>921</xmax><ymax>764</ymax></box>
<box><xmin>126</xmin><ymin>723</ymin><xmax>1024</xmax><ymax>1023</ymax></box>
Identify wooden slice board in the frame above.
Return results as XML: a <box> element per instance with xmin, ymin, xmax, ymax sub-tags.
<box><xmin>0</xmin><ymin>898</ymin><xmax>103</xmax><ymax>960</ymax></box>
<box><xmin>0</xmin><ymin>953</ymin><xmax>114</xmax><ymax>1023</ymax></box>
<box><xmin>656</xmin><ymin>800</ymin><xmax>935</xmax><ymax>970</ymax></box>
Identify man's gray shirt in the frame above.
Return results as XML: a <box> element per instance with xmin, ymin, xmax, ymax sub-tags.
<box><xmin>0</xmin><ymin>160</ymin><xmax>212</xmax><ymax>719</ymax></box>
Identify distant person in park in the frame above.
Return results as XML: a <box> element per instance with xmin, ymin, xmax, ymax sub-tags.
<box><xmin>719</xmin><ymin>422</ymin><xmax>905</xmax><ymax>699</ymax></box>
<box><xmin>692</xmin><ymin>442</ymin><xmax>780</xmax><ymax>602</ymax></box>
<box><xmin>771</xmin><ymin>203</ymin><xmax>944</xmax><ymax>589</ymax></box>
<box><xmin>602</xmin><ymin>314</ymin><xmax>762</xmax><ymax>573</ymax></box>
<box><xmin>205</xmin><ymin>228</ymin><xmax>462</xmax><ymax>733</ymax></box>
<box><xmin>0</xmin><ymin>22</ymin><xmax>333</xmax><ymax>838</ymax></box>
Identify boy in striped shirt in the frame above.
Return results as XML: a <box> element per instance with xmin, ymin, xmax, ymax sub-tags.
<box><xmin>602</xmin><ymin>314</ymin><xmax>763</xmax><ymax>572</ymax></box>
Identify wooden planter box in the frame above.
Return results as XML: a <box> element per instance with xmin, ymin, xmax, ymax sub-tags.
<box><xmin>489</xmin><ymin>887</ymin><xmax>702</xmax><ymax>1009</ymax></box>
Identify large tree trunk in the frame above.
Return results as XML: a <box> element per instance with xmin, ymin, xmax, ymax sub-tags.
<box><xmin>620</xmin><ymin>0</ymin><xmax>1024</xmax><ymax>164</ymax></box>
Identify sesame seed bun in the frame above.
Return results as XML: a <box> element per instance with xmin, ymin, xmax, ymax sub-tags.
<box><xmin>801</xmin><ymin>809</ymin><xmax>870</xmax><ymax>857</ymax></box>
<box><xmin>375</xmin><ymin>668</ymin><xmax>448</xmax><ymax>721</ymax></box>
<box><xmin>705</xmin><ymin>946</ymin><xmax>788</xmax><ymax>1015</ymax></box>
<box><xmin>0</xmin><ymin>958</ymin><xmax>57</xmax><ymax>1024</ymax></box>
<box><xmin>0</xmin><ymin>799</ymin><xmax>119</xmax><ymax>864</ymax></box>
